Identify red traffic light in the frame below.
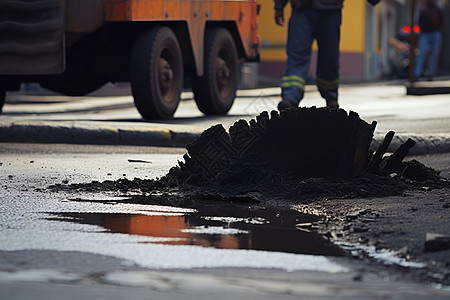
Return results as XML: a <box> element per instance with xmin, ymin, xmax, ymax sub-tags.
<box><xmin>402</xmin><ymin>25</ymin><xmax>411</xmax><ymax>34</ymax></box>
<box><xmin>402</xmin><ymin>25</ymin><xmax>421</xmax><ymax>34</ymax></box>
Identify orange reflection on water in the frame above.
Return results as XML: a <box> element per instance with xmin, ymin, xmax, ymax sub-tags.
<box><xmin>104</xmin><ymin>214</ymin><xmax>249</xmax><ymax>249</ymax></box>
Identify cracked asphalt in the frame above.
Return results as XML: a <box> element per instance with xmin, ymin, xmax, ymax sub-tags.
<box><xmin>1</xmin><ymin>81</ymin><xmax>450</xmax><ymax>299</ymax></box>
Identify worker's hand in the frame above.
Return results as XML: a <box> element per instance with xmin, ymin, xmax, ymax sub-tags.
<box><xmin>274</xmin><ymin>9</ymin><xmax>284</xmax><ymax>26</ymax></box>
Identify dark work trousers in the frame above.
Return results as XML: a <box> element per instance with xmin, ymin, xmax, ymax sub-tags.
<box><xmin>281</xmin><ymin>8</ymin><xmax>341</xmax><ymax>105</ymax></box>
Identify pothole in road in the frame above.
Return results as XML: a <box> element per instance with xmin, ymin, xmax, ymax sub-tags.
<box><xmin>45</xmin><ymin>200</ymin><xmax>346</xmax><ymax>257</ymax></box>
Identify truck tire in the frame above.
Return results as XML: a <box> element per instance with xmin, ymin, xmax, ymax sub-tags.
<box><xmin>193</xmin><ymin>28</ymin><xmax>239</xmax><ymax>115</ymax></box>
<box><xmin>130</xmin><ymin>27</ymin><xmax>183</xmax><ymax>120</ymax></box>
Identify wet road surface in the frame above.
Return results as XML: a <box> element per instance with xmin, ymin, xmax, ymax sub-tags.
<box><xmin>1</xmin><ymin>143</ymin><xmax>450</xmax><ymax>299</ymax></box>
<box><xmin>0</xmin><ymin>143</ymin><xmax>347</xmax><ymax>271</ymax></box>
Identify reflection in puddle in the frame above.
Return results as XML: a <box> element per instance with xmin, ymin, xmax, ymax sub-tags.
<box><xmin>46</xmin><ymin>204</ymin><xmax>345</xmax><ymax>257</ymax></box>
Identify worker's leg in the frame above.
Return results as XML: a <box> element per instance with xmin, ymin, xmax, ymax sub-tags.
<box><xmin>414</xmin><ymin>33</ymin><xmax>430</xmax><ymax>79</ymax></box>
<box><xmin>280</xmin><ymin>8</ymin><xmax>315</xmax><ymax>107</ymax></box>
<box><xmin>426</xmin><ymin>31</ymin><xmax>442</xmax><ymax>79</ymax></box>
<box><xmin>315</xmin><ymin>9</ymin><xmax>341</xmax><ymax>108</ymax></box>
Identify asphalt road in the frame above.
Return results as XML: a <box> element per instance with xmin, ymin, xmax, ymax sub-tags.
<box><xmin>1</xmin><ymin>81</ymin><xmax>450</xmax><ymax>299</ymax></box>
<box><xmin>1</xmin><ymin>143</ymin><xmax>450</xmax><ymax>299</ymax></box>
<box><xmin>1</xmin><ymin>81</ymin><xmax>449</xmax><ymax>154</ymax></box>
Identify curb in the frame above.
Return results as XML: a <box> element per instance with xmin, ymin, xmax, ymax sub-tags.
<box><xmin>1</xmin><ymin>122</ymin><xmax>449</xmax><ymax>155</ymax></box>
<box><xmin>0</xmin><ymin>122</ymin><xmax>200</xmax><ymax>148</ymax></box>
<box><xmin>406</xmin><ymin>81</ymin><xmax>450</xmax><ymax>96</ymax></box>
<box><xmin>372</xmin><ymin>133</ymin><xmax>450</xmax><ymax>156</ymax></box>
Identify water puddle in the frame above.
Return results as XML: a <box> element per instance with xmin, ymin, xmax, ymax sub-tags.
<box><xmin>45</xmin><ymin>202</ymin><xmax>345</xmax><ymax>257</ymax></box>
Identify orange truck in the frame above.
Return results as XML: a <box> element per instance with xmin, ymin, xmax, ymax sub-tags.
<box><xmin>0</xmin><ymin>0</ymin><xmax>259</xmax><ymax>119</ymax></box>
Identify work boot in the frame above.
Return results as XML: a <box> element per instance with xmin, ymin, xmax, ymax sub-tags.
<box><xmin>326</xmin><ymin>100</ymin><xmax>339</xmax><ymax>109</ymax></box>
<box><xmin>277</xmin><ymin>99</ymin><xmax>296</xmax><ymax>111</ymax></box>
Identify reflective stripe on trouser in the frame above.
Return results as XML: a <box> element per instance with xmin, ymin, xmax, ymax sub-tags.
<box><xmin>316</xmin><ymin>77</ymin><xmax>339</xmax><ymax>103</ymax></box>
<box><xmin>281</xmin><ymin>75</ymin><xmax>305</xmax><ymax>91</ymax></box>
<box><xmin>281</xmin><ymin>8</ymin><xmax>341</xmax><ymax>105</ymax></box>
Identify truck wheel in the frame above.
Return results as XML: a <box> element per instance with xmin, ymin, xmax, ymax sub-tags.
<box><xmin>193</xmin><ymin>28</ymin><xmax>239</xmax><ymax>115</ymax></box>
<box><xmin>130</xmin><ymin>27</ymin><xmax>183</xmax><ymax>120</ymax></box>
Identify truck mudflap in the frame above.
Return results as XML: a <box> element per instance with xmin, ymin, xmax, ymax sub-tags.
<box><xmin>0</xmin><ymin>0</ymin><xmax>65</xmax><ymax>75</ymax></box>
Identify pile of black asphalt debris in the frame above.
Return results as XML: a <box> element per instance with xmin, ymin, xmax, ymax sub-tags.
<box><xmin>58</xmin><ymin>107</ymin><xmax>448</xmax><ymax>203</ymax></box>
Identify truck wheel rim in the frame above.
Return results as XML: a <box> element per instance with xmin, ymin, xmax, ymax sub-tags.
<box><xmin>158</xmin><ymin>48</ymin><xmax>176</xmax><ymax>103</ymax></box>
<box><xmin>215</xmin><ymin>49</ymin><xmax>232</xmax><ymax>98</ymax></box>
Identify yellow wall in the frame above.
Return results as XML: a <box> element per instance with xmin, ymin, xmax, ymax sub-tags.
<box><xmin>258</xmin><ymin>0</ymin><xmax>366</xmax><ymax>61</ymax></box>
<box><xmin>341</xmin><ymin>0</ymin><xmax>366</xmax><ymax>52</ymax></box>
<box><xmin>258</xmin><ymin>0</ymin><xmax>290</xmax><ymax>47</ymax></box>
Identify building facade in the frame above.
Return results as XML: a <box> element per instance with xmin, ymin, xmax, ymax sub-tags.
<box><xmin>257</xmin><ymin>0</ymin><xmax>450</xmax><ymax>83</ymax></box>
